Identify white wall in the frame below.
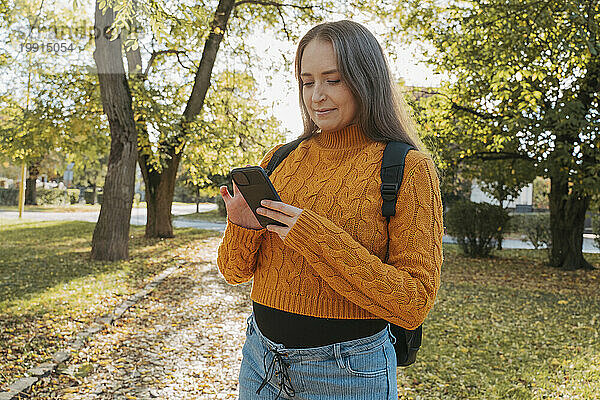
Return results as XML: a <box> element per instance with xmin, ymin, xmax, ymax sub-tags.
<box><xmin>470</xmin><ymin>180</ymin><xmax>533</xmax><ymax>208</ymax></box>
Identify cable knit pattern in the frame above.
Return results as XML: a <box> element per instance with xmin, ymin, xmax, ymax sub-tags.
<box><xmin>217</xmin><ymin>124</ymin><xmax>443</xmax><ymax>330</ymax></box>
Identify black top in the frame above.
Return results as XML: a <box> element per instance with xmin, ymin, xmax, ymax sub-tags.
<box><xmin>252</xmin><ymin>301</ymin><xmax>388</xmax><ymax>348</ymax></box>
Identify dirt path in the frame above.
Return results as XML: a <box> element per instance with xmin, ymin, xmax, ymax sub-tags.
<box><xmin>30</xmin><ymin>237</ymin><xmax>252</xmax><ymax>399</ymax></box>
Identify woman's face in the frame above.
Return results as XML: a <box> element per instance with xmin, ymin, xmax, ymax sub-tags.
<box><xmin>300</xmin><ymin>40</ymin><xmax>358</xmax><ymax>132</ymax></box>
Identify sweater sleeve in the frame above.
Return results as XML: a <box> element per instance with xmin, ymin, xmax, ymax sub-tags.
<box><xmin>217</xmin><ymin>144</ymin><xmax>285</xmax><ymax>285</ymax></box>
<box><xmin>283</xmin><ymin>157</ymin><xmax>443</xmax><ymax>329</ymax></box>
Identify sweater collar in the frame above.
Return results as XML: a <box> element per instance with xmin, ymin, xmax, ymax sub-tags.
<box><xmin>313</xmin><ymin>124</ymin><xmax>372</xmax><ymax>149</ymax></box>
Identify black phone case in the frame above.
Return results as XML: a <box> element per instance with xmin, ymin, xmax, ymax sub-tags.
<box><xmin>230</xmin><ymin>166</ymin><xmax>286</xmax><ymax>228</ymax></box>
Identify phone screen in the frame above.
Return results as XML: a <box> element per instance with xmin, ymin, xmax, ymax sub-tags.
<box><xmin>230</xmin><ymin>166</ymin><xmax>286</xmax><ymax>228</ymax></box>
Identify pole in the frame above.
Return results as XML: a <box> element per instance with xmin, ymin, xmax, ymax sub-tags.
<box><xmin>18</xmin><ymin>163</ymin><xmax>26</xmax><ymax>218</ymax></box>
<box><xmin>18</xmin><ymin>65</ymin><xmax>32</xmax><ymax>218</ymax></box>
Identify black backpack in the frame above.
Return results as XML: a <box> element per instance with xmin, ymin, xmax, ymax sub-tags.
<box><xmin>265</xmin><ymin>138</ymin><xmax>422</xmax><ymax>367</ymax></box>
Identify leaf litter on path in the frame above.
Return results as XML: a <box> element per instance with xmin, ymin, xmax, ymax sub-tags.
<box><xmin>30</xmin><ymin>236</ymin><xmax>251</xmax><ymax>399</ymax></box>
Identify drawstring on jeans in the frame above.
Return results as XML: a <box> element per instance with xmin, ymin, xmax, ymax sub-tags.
<box><xmin>256</xmin><ymin>348</ymin><xmax>295</xmax><ymax>398</ymax></box>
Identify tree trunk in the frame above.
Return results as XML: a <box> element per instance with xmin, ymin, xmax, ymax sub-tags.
<box><xmin>131</xmin><ymin>0</ymin><xmax>235</xmax><ymax>238</ymax></box>
<box><xmin>91</xmin><ymin>1</ymin><xmax>138</xmax><ymax>261</ymax></box>
<box><xmin>549</xmin><ymin>174</ymin><xmax>594</xmax><ymax>270</ymax></box>
<box><xmin>25</xmin><ymin>163</ymin><xmax>39</xmax><ymax>205</ymax></box>
<box><xmin>138</xmin><ymin>150</ymin><xmax>182</xmax><ymax>238</ymax></box>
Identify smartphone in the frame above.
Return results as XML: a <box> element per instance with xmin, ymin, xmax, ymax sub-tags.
<box><xmin>230</xmin><ymin>166</ymin><xmax>286</xmax><ymax>228</ymax></box>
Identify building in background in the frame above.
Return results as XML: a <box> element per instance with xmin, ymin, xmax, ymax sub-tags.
<box><xmin>470</xmin><ymin>181</ymin><xmax>534</xmax><ymax>212</ymax></box>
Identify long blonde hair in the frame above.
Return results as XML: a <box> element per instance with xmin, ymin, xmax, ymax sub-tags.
<box><xmin>294</xmin><ymin>20</ymin><xmax>426</xmax><ymax>152</ymax></box>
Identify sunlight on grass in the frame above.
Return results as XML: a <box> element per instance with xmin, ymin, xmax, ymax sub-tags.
<box><xmin>1</xmin><ymin>268</ymin><xmax>132</xmax><ymax>317</ymax></box>
<box><xmin>0</xmin><ymin>219</ymin><xmax>221</xmax><ymax>389</ymax></box>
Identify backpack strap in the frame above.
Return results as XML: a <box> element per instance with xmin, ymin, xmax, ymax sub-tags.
<box><xmin>380</xmin><ymin>141</ymin><xmax>422</xmax><ymax>368</ymax></box>
<box><xmin>264</xmin><ymin>137</ymin><xmax>306</xmax><ymax>176</ymax></box>
<box><xmin>380</xmin><ymin>141</ymin><xmax>415</xmax><ymax>218</ymax></box>
<box><xmin>381</xmin><ymin>141</ymin><xmax>414</xmax><ymax>264</ymax></box>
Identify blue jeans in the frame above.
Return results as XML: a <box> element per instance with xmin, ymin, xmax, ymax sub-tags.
<box><xmin>239</xmin><ymin>313</ymin><xmax>398</xmax><ymax>399</ymax></box>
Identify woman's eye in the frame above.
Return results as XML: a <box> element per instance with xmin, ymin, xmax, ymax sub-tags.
<box><xmin>327</xmin><ymin>80</ymin><xmax>340</xmax><ymax>84</ymax></box>
<box><xmin>302</xmin><ymin>82</ymin><xmax>314</xmax><ymax>87</ymax></box>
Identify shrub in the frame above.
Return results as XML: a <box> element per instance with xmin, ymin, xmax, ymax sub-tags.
<box><xmin>174</xmin><ymin>185</ymin><xmax>194</xmax><ymax>203</ymax></box>
<box><xmin>36</xmin><ymin>188</ymin><xmax>68</xmax><ymax>206</ymax></box>
<box><xmin>512</xmin><ymin>213</ymin><xmax>551</xmax><ymax>250</ymax></box>
<box><xmin>197</xmin><ymin>187</ymin><xmax>220</xmax><ymax>203</ymax></box>
<box><xmin>174</xmin><ymin>185</ymin><xmax>220</xmax><ymax>204</ymax></box>
<box><xmin>67</xmin><ymin>189</ymin><xmax>80</xmax><ymax>204</ymax></box>
<box><xmin>216</xmin><ymin>195</ymin><xmax>227</xmax><ymax>217</ymax></box>
<box><xmin>83</xmin><ymin>190</ymin><xmax>96</xmax><ymax>204</ymax></box>
<box><xmin>83</xmin><ymin>190</ymin><xmax>103</xmax><ymax>205</ymax></box>
<box><xmin>133</xmin><ymin>193</ymin><xmax>141</xmax><ymax>207</ymax></box>
<box><xmin>445</xmin><ymin>200</ymin><xmax>510</xmax><ymax>257</ymax></box>
<box><xmin>0</xmin><ymin>188</ymin><xmax>18</xmax><ymax>206</ymax></box>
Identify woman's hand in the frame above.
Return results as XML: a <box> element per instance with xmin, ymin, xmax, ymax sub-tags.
<box><xmin>219</xmin><ymin>182</ymin><xmax>262</xmax><ymax>230</ymax></box>
<box><xmin>256</xmin><ymin>200</ymin><xmax>303</xmax><ymax>241</ymax></box>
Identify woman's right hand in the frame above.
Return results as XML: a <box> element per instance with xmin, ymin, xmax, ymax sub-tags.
<box><xmin>219</xmin><ymin>181</ymin><xmax>263</xmax><ymax>230</ymax></box>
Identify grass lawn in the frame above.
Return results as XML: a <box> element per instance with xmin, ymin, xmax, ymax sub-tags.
<box><xmin>0</xmin><ymin>219</ymin><xmax>599</xmax><ymax>398</ymax></box>
<box><xmin>0</xmin><ymin>218</ymin><xmax>221</xmax><ymax>389</ymax></box>
<box><xmin>400</xmin><ymin>246</ymin><xmax>600</xmax><ymax>399</ymax></box>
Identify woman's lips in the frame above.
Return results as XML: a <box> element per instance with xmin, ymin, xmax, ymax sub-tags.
<box><xmin>315</xmin><ymin>108</ymin><xmax>336</xmax><ymax>116</ymax></box>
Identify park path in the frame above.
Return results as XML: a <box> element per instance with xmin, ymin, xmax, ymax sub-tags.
<box><xmin>0</xmin><ymin>203</ymin><xmax>226</xmax><ymax>232</ymax></box>
<box><xmin>29</xmin><ymin>235</ymin><xmax>251</xmax><ymax>399</ymax></box>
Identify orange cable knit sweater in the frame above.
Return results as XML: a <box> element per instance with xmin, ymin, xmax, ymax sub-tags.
<box><xmin>217</xmin><ymin>124</ymin><xmax>443</xmax><ymax>330</ymax></box>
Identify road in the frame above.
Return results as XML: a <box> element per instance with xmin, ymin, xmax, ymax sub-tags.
<box><xmin>0</xmin><ymin>203</ymin><xmax>226</xmax><ymax>232</ymax></box>
<box><xmin>441</xmin><ymin>235</ymin><xmax>599</xmax><ymax>253</ymax></box>
<box><xmin>1</xmin><ymin>204</ymin><xmax>598</xmax><ymax>252</ymax></box>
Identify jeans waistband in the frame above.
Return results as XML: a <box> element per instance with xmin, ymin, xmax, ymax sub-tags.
<box><xmin>248</xmin><ymin>313</ymin><xmax>391</xmax><ymax>362</ymax></box>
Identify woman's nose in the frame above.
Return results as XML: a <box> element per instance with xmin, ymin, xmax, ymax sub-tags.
<box><xmin>312</xmin><ymin>84</ymin><xmax>326</xmax><ymax>103</ymax></box>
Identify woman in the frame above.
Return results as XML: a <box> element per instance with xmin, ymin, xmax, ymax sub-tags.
<box><xmin>217</xmin><ymin>20</ymin><xmax>443</xmax><ymax>400</ymax></box>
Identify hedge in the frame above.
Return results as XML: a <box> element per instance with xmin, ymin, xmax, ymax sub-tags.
<box><xmin>445</xmin><ymin>200</ymin><xmax>510</xmax><ymax>257</ymax></box>
<box><xmin>36</xmin><ymin>188</ymin><xmax>69</xmax><ymax>206</ymax></box>
<box><xmin>0</xmin><ymin>188</ymin><xmax>18</xmax><ymax>206</ymax></box>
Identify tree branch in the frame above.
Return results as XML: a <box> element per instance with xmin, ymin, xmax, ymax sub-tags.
<box><xmin>409</xmin><ymin>89</ymin><xmax>509</xmax><ymax>120</ymax></box>
<box><xmin>143</xmin><ymin>50</ymin><xmax>187</xmax><ymax>76</ymax></box>
<box><xmin>458</xmin><ymin>151</ymin><xmax>536</xmax><ymax>163</ymax></box>
<box><xmin>450</xmin><ymin>102</ymin><xmax>504</xmax><ymax>120</ymax></box>
<box><xmin>220</xmin><ymin>99</ymin><xmax>268</xmax><ymax>150</ymax></box>
<box><xmin>183</xmin><ymin>0</ymin><xmax>236</xmax><ymax>123</ymax></box>
<box><xmin>175</xmin><ymin>52</ymin><xmax>192</xmax><ymax>70</ymax></box>
<box><xmin>277</xmin><ymin>6</ymin><xmax>291</xmax><ymax>41</ymax></box>
<box><xmin>233</xmin><ymin>0</ymin><xmax>315</xmax><ymax>10</ymax></box>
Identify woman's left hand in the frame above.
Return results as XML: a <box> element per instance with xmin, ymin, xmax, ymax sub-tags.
<box><xmin>256</xmin><ymin>200</ymin><xmax>303</xmax><ymax>241</ymax></box>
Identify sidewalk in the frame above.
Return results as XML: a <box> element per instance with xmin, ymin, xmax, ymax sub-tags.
<box><xmin>29</xmin><ymin>236</ymin><xmax>247</xmax><ymax>399</ymax></box>
<box><xmin>0</xmin><ymin>204</ymin><xmax>216</xmax><ymax>227</ymax></box>
<box><xmin>442</xmin><ymin>235</ymin><xmax>600</xmax><ymax>253</ymax></box>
